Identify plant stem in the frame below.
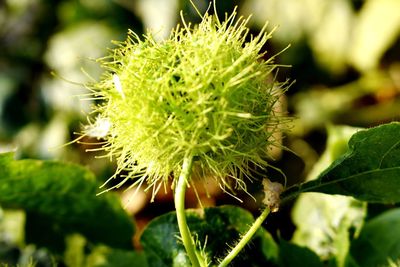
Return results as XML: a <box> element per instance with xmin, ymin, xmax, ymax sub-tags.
<box><xmin>174</xmin><ymin>155</ymin><xmax>201</xmax><ymax>267</ymax></box>
<box><xmin>218</xmin><ymin>207</ymin><xmax>271</xmax><ymax>267</ymax></box>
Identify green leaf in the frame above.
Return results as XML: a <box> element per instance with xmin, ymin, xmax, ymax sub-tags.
<box><xmin>291</xmin><ymin>125</ymin><xmax>366</xmax><ymax>267</ymax></box>
<box><xmin>140</xmin><ymin>205</ymin><xmax>278</xmax><ymax>267</ymax></box>
<box><xmin>278</xmin><ymin>239</ymin><xmax>323</xmax><ymax>267</ymax></box>
<box><xmin>306</xmin><ymin>124</ymin><xmax>361</xmax><ymax>181</ymax></box>
<box><xmin>62</xmin><ymin>234</ymin><xmax>149</xmax><ymax>267</ymax></box>
<box><xmin>85</xmin><ymin>245</ymin><xmax>149</xmax><ymax>267</ymax></box>
<box><xmin>350</xmin><ymin>208</ymin><xmax>400</xmax><ymax>267</ymax></box>
<box><xmin>282</xmin><ymin>122</ymin><xmax>400</xmax><ymax>203</ymax></box>
<box><xmin>0</xmin><ymin>152</ymin><xmax>134</xmax><ymax>250</ymax></box>
<box><xmin>96</xmin><ymin>249</ymin><xmax>148</xmax><ymax>267</ymax></box>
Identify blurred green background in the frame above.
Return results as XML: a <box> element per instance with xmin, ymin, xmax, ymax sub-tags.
<box><xmin>1</xmin><ymin>0</ymin><xmax>399</xmax><ymax>166</ymax></box>
<box><xmin>0</xmin><ymin>0</ymin><xmax>399</xmax><ymax>265</ymax></box>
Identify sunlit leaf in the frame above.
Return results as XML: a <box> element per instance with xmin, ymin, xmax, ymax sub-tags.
<box><xmin>349</xmin><ymin>0</ymin><xmax>400</xmax><ymax>72</ymax></box>
<box><xmin>291</xmin><ymin>125</ymin><xmax>366</xmax><ymax>267</ymax></box>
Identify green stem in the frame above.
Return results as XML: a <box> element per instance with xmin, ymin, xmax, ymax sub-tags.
<box><xmin>174</xmin><ymin>155</ymin><xmax>201</xmax><ymax>267</ymax></box>
<box><xmin>218</xmin><ymin>207</ymin><xmax>271</xmax><ymax>267</ymax></box>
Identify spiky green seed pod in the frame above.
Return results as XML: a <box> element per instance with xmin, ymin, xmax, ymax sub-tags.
<box><xmin>84</xmin><ymin>9</ymin><xmax>289</xmax><ymax>199</ymax></box>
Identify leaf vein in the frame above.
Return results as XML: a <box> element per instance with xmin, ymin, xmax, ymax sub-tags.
<box><xmin>378</xmin><ymin>139</ymin><xmax>400</xmax><ymax>169</ymax></box>
<box><xmin>303</xmin><ymin>166</ymin><xmax>400</xmax><ymax>194</ymax></box>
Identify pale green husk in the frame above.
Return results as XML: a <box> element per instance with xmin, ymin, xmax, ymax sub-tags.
<box><xmin>84</xmin><ymin>10</ymin><xmax>289</xmax><ymax>199</ymax></box>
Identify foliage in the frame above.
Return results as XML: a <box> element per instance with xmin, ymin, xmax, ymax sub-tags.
<box><xmin>0</xmin><ymin>152</ymin><xmax>134</xmax><ymax>250</ymax></box>
<box><xmin>282</xmin><ymin>122</ymin><xmax>400</xmax><ymax>203</ymax></box>
<box><xmin>141</xmin><ymin>206</ymin><xmax>278</xmax><ymax>267</ymax></box>
<box><xmin>1</xmin><ymin>0</ymin><xmax>400</xmax><ymax>266</ymax></box>
<box><xmin>350</xmin><ymin>208</ymin><xmax>400</xmax><ymax>267</ymax></box>
<box><xmin>1</xmin><ymin>122</ymin><xmax>400</xmax><ymax>266</ymax></box>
